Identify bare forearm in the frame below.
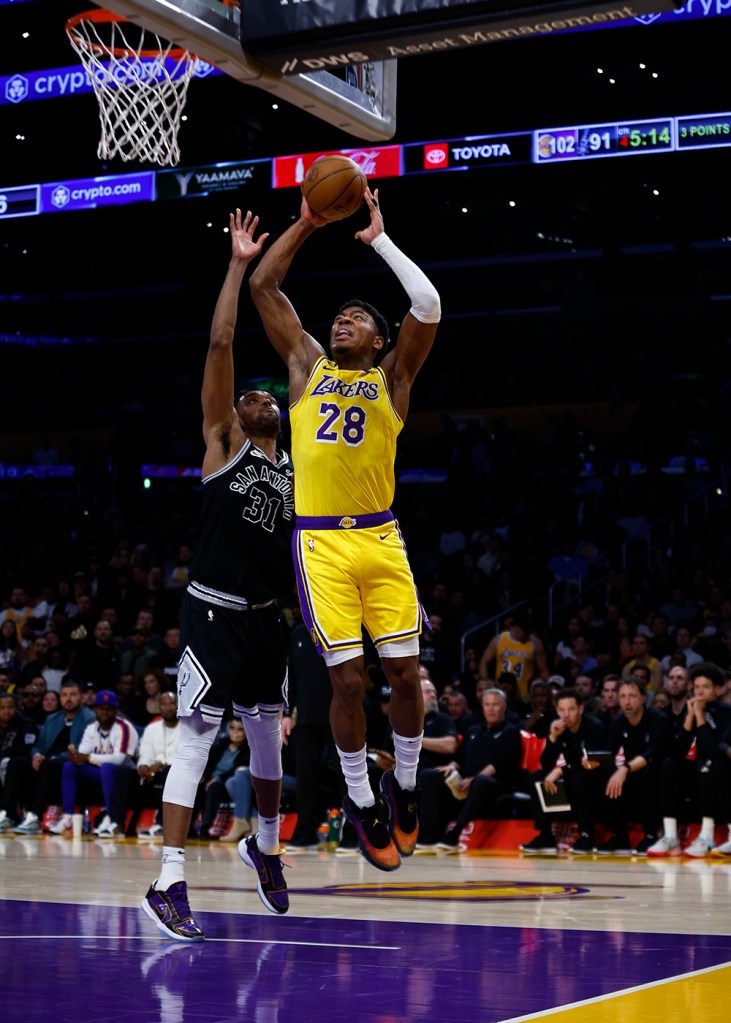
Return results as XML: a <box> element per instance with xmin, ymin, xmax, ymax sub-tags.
<box><xmin>422</xmin><ymin>735</ymin><xmax>458</xmax><ymax>755</ymax></box>
<box><xmin>210</xmin><ymin>258</ymin><xmax>248</xmax><ymax>347</ymax></box>
<box><xmin>250</xmin><ymin>217</ymin><xmax>317</xmax><ymax>294</ymax></box>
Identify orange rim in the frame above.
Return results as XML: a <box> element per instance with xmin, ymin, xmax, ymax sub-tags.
<box><xmin>66</xmin><ymin>8</ymin><xmax>193</xmax><ymax>62</ymax></box>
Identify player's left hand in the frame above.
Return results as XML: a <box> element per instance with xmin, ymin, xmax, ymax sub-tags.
<box><xmin>355</xmin><ymin>187</ymin><xmax>384</xmax><ymax>245</ymax></box>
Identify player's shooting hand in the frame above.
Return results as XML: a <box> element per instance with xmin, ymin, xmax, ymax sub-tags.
<box><xmin>354</xmin><ymin>187</ymin><xmax>384</xmax><ymax>245</ymax></box>
<box><xmin>300</xmin><ymin>196</ymin><xmax>329</xmax><ymax>228</ymax></box>
<box><xmin>229</xmin><ymin>208</ymin><xmax>270</xmax><ymax>261</ymax></box>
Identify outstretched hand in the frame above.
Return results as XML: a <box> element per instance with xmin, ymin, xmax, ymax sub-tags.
<box><xmin>229</xmin><ymin>208</ymin><xmax>269</xmax><ymax>261</ymax></box>
<box><xmin>354</xmin><ymin>187</ymin><xmax>384</xmax><ymax>246</ymax></box>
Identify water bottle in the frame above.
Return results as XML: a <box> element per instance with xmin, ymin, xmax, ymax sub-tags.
<box><xmin>327</xmin><ymin>808</ymin><xmax>342</xmax><ymax>849</ymax></box>
<box><xmin>82</xmin><ymin>807</ymin><xmax>91</xmax><ymax>835</ymax></box>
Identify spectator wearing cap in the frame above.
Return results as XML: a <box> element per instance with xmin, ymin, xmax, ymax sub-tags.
<box><xmin>81</xmin><ymin>681</ymin><xmax>98</xmax><ymax>707</ymax></box>
<box><xmin>17</xmin><ymin>678</ymin><xmax>47</xmax><ymax>726</ymax></box>
<box><xmin>547</xmin><ymin>675</ymin><xmax>566</xmax><ymax>697</ymax></box>
<box><xmin>50</xmin><ymin>688</ymin><xmax>139</xmax><ymax>838</ymax></box>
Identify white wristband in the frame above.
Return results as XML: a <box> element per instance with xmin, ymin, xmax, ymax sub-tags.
<box><xmin>371</xmin><ymin>232</ymin><xmax>441</xmax><ymax>324</ymax></box>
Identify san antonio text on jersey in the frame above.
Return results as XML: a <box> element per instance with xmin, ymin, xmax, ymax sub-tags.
<box><xmin>190</xmin><ymin>439</ymin><xmax>294</xmax><ymax>604</ymax></box>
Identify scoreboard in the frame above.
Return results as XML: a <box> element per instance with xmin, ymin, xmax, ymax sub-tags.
<box><xmin>535</xmin><ymin>117</ymin><xmax>674</xmax><ymax>163</ymax></box>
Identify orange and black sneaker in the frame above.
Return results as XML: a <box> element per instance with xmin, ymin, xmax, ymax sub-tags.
<box><xmin>342</xmin><ymin>794</ymin><xmax>401</xmax><ymax>872</ymax></box>
<box><xmin>380</xmin><ymin>769</ymin><xmax>419</xmax><ymax>857</ymax></box>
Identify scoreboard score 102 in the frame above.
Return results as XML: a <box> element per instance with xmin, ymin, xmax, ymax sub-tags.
<box><xmin>534</xmin><ymin>118</ymin><xmax>674</xmax><ymax>163</ymax></box>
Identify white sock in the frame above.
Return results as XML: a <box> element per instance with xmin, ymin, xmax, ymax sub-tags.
<box><xmin>336</xmin><ymin>745</ymin><xmax>374</xmax><ymax>807</ymax></box>
<box><xmin>700</xmin><ymin>817</ymin><xmax>715</xmax><ymax>842</ymax></box>
<box><xmin>663</xmin><ymin>818</ymin><xmax>677</xmax><ymax>841</ymax></box>
<box><xmin>392</xmin><ymin>730</ymin><xmax>423</xmax><ymax>791</ymax></box>
<box><xmin>256</xmin><ymin>815</ymin><xmax>281</xmax><ymax>856</ymax></box>
<box><xmin>158</xmin><ymin>846</ymin><xmax>185</xmax><ymax>889</ymax></box>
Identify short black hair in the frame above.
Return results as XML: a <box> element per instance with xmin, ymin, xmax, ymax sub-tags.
<box><xmin>235</xmin><ymin>388</ymin><xmax>278</xmax><ymax>408</ymax></box>
<box><xmin>336</xmin><ymin>299</ymin><xmax>390</xmax><ymax>350</ymax></box>
<box><xmin>689</xmin><ymin>661</ymin><xmax>726</xmax><ymax>688</ymax></box>
<box><xmin>556</xmin><ymin>687</ymin><xmax>583</xmax><ymax>706</ymax></box>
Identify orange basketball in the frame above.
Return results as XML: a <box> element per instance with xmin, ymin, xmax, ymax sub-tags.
<box><xmin>301</xmin><ymin>155</ymin><xmax>367</xmax><ymax>221</ymax></box>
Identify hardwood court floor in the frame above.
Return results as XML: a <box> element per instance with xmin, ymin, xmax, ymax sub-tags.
<box><xmin>2</xmin><ymin>835</ymin><xmax>730</xmax><ymax>1023</ymax></box>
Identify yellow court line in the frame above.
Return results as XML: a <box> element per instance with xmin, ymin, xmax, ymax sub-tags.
<box><xmin>499</xmin><ymin>962</ymin><xmax>731</xmax><ymax>1023</ymax></box>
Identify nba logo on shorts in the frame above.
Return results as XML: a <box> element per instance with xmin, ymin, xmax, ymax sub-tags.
<box><xmin>423</xmin><ymin>143</ymin><xmax>448</xmax><ymax>170</ymax></box>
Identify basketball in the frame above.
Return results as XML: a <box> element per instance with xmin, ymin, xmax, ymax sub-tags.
<box><xmin>301</xmin><ymin>155</ymin><xmax>367</xmax><ymax>221</ymax></box>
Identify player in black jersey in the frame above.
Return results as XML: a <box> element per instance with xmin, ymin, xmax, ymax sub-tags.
<box><xmin>142</xmin><ymin>210</ymin><xmax>294</xmax><ymax>942</ymax></box>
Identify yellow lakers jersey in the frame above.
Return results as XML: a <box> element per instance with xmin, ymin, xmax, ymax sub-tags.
<box><xmin>495</xmin><ymin>630</ymin><xmax>537</xmax><ymax>696</ymax></box>
<box><xmin>290</xmin><ymin>357</ymin><xmax>402</xmax><ymax>516</ymax></box>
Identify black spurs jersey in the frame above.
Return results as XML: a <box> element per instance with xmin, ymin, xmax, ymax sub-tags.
<box><xmin>190</xmin><ymin>439</ymin><xmax>294</xmax><ymax>604</ymax></box>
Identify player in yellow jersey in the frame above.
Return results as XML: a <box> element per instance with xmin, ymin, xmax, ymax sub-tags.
<box><xmin>250</xmin><ymin>188</ymin><xmax>441</xmax><ymax>871</ymax></box>
<box><xmin>478</xmin><ymin>612</ymin><xmax>549</xmax><ymax>700</ymax></box>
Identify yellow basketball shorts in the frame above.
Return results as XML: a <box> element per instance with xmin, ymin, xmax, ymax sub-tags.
<box><xmin>292</xmin><ymin>518</ymin><xmax>425</xmax><ymax>657</ymax></box>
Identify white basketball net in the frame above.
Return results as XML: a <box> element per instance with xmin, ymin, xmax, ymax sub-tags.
<box><xmin>66</xmin><ymin>15</ymin><xmax>197</xmax><ymax>167</ymax></box>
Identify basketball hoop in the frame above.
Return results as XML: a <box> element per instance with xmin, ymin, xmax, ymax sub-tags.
<box><xmin>66</xmin><ymin>8</ymin><xmax>199</xmax><ymax>167</ymax></box>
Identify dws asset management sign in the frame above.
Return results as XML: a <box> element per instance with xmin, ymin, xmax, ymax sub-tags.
<box><xmin>241</xmin><ymin>0</ymin><xmax>681</xmax><ymax>75</ymax></box>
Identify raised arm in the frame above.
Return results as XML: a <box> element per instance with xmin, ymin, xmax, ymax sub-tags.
<box><xmin>355</xmin><ymin>189</ymin><xmax>441</xmax><ymax>420</ymax></box>
<box><xmin>249</xmin><ymin>199</ymin><xmax>327</xmax><ymax>402</ymax></box>
<box><xmin>202</xmin><ymin>209</ymin><xmax>269</xmax><ymax>473</ymax></box>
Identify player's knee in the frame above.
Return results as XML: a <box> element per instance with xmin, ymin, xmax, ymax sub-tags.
<box><xmin>330</xmin><ymin>665</ymin><xmax>365</xmax><ymax>703</ymax></box>
<box><xmin>383</xmin><ymin>657</ymin><xmax>420</xmax><ymax>694</ymax></box>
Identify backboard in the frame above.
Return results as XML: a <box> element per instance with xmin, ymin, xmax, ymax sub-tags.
<box><xmin>94</xmin><ymin>0</ymin><xmax>398</xmax><ymax>141</ymax></box>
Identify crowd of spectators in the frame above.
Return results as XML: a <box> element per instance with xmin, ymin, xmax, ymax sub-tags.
<box><xmin>1</xmin><ymin>330</ymin><xmax>730</xmax><ymax>855</ymax></box>
<box><xmin>0</xmin><ymin>451</ymin><xmax>729</xmax><ymax>857</ymax></box>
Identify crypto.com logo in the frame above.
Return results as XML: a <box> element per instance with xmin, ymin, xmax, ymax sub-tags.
<box><xmin>634</xmin><ymin>13</ymin><xmax>662</xmax><ymax>23</ymax></box>
<box><xmin>5</xmin><ymin>74</ymin><xmax>28</xmax><ymax>103</ymax></box>
<box><xmin>51</xmin><ymin>186</ymin><xmax>71</xmax><ymax>209</ymax></box>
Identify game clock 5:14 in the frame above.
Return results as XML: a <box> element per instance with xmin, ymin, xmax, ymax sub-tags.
<box><xmin>535</xmin><ymin>118</ymin><xmax>674</xmax><ymax>163</ymax></box>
